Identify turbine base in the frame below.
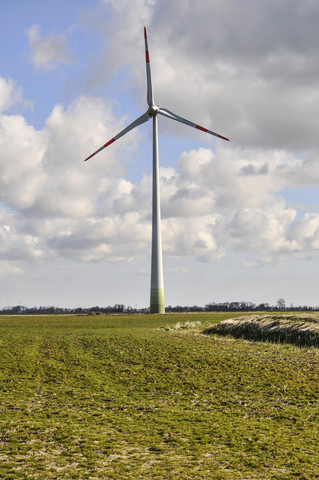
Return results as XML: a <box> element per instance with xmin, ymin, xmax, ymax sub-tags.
<box><xmin>150</xmin><ymin>288</ymin><xmax>165</xmax><ymax>314</ymax></box>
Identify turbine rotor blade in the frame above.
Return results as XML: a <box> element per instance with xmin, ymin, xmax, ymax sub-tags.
<box><xmin>84</xmin><ymin>111</ymin><xmax>151</xmax><ymax>161</ymax></box>
<box><xmin>144</xmin><ymin>27</ymin><xmax>154</xmax><ymax>107</ymax></box>
<box><xmin>158</xmin><ymin>107</ymin><xmax>229</xmax><ymax>141</ymax></box>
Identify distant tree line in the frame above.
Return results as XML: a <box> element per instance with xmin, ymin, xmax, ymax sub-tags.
<box><xmin>168</xmin><ymin>298</ymin><xmax>319</xmax><ymax>312</ymax></box>
<box><xmin>0</xmin><ymin>304</ymin><xmax>125</xmax><ymax>315</ymax></box>
<box><xmin>0</xmin><ymin>298</ymin><xmax>318</xmax><ymax>314</ymax></box>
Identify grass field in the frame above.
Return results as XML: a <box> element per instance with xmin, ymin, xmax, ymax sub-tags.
<box><xmin>0</xmin><ymin>313</ymin><xmax>318</xmax><ymax>479</ymax></box>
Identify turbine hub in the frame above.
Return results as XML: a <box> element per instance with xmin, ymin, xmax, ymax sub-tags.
<box><xmin>148</xmin><ymin>104</ymin><xmax>159</xmax><ymax>116</ymax></box>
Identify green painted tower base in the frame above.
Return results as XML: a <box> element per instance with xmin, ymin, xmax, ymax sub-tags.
<box><xmin>150</xmin><ymin>288</ymin><xmax>165</xmax><ymax>314</ymax></box>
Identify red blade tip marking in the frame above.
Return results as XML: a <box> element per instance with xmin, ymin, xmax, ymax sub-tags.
<box><xmin>145</xmin><ymin>50</ymin><xmax>150</xmax><ymax>63</ymax></box>
<box><xmin>196</xmin><ymin>125</ymin><xmax>208</xmax><ymax>133</ymax></box>
<box><xmin>104</xmin><ymin>138</ymin><xmax>115</xmax><ymax>147</ymax></box>
<box><xmin>84</xmin><ymin>138</ymin><xmax>115</xmax><ymax>161</ymax></box>
<box><xmin>218</xmin><ymin>134</ymin><xmax>229</xmax><ymax>141</ymax></box>
<box><xmin>144</xmin><ymin>27</ymin><xmax>147</xmax><ymax>39</ymax></box>
<box><xmin>84</xmin><ymin>152</ymin><xmax>95</xmax><ymax>162</ymax></box>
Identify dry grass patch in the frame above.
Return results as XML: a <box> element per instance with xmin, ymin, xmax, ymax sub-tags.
<box><xmin>202</xmin><ymin>313</ymin><xmax>319</xmax><ymax>347</ymax></box>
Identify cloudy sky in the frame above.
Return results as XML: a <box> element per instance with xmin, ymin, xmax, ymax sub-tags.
<box><xmin>1</xmin><ymin>0</ymin><xmax>319</xmax><ymax>309</ymax></box>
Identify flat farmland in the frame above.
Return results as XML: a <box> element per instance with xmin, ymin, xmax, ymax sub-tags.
<box><xmin>0</xmin><ymin>313</ymin><xmax>318</xmax><ymax>479</ymax></box>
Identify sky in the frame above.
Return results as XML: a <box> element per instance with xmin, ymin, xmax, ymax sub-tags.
<box><xmin>1</xmin><ymin>0</ymin><xmax>319</xmax><ymax>309</ymax></box>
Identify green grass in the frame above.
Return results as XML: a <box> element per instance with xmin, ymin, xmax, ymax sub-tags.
<box><xmin>0</xmin><ymin>313</ymin><xmax>318</xmax><ymax>479</ymax></box>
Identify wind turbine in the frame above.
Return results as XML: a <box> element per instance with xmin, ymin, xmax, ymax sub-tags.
<box><xmin>84</xmin><ymin>27</ymin><xmax>229</xmax><ymax>314</ymax></box>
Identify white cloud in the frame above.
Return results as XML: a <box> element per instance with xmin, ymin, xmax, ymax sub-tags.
<box><xmin>230</xmin><ymin>205</ymin><xmax>298</xmax><ymax>254</ymax></box>
<box><xmin>162</xmin><ymin>214</ymin><xmax>226</xmax><ymax>262</ymax></box>
<box><xmin>288</xmin><ymin>213</ymin><xmax>319</xmax><ymax>251</ymax></box>
<box><xmin>0</xmin><ymin>76</ymin><xmax>24</xmax><ymax>113</ymax></box>
<box><xmin>0</xmin><ymin>114</ymin><xmax>47</xmax><ymax>209</ymax></box>
<box><xmin>25</xmin><ymin>24</ymin><xmax>75</xmax><ymax>71</ymax></box>
<box><xmin>0</xmin><ymin>90</ymin><xmax>148</xmax><ymax>262</ymax></box>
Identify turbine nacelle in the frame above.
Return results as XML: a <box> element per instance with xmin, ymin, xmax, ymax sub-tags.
<box><xmin>148</xmin><ymin>104</ymin><xmax>159</xmax><ymax>116</ymax></box>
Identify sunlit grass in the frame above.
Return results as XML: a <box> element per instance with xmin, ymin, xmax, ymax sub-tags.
<box><xmin>0</xmin><ymin>313</ymin><xmax>318</xmax><ymax>479</ymax></box>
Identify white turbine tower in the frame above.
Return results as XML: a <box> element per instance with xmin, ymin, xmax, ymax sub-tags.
<box><xmin>84</xmin><ymin>27</ymin><xmax>229</xmax><ymax>314</ymax></box>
